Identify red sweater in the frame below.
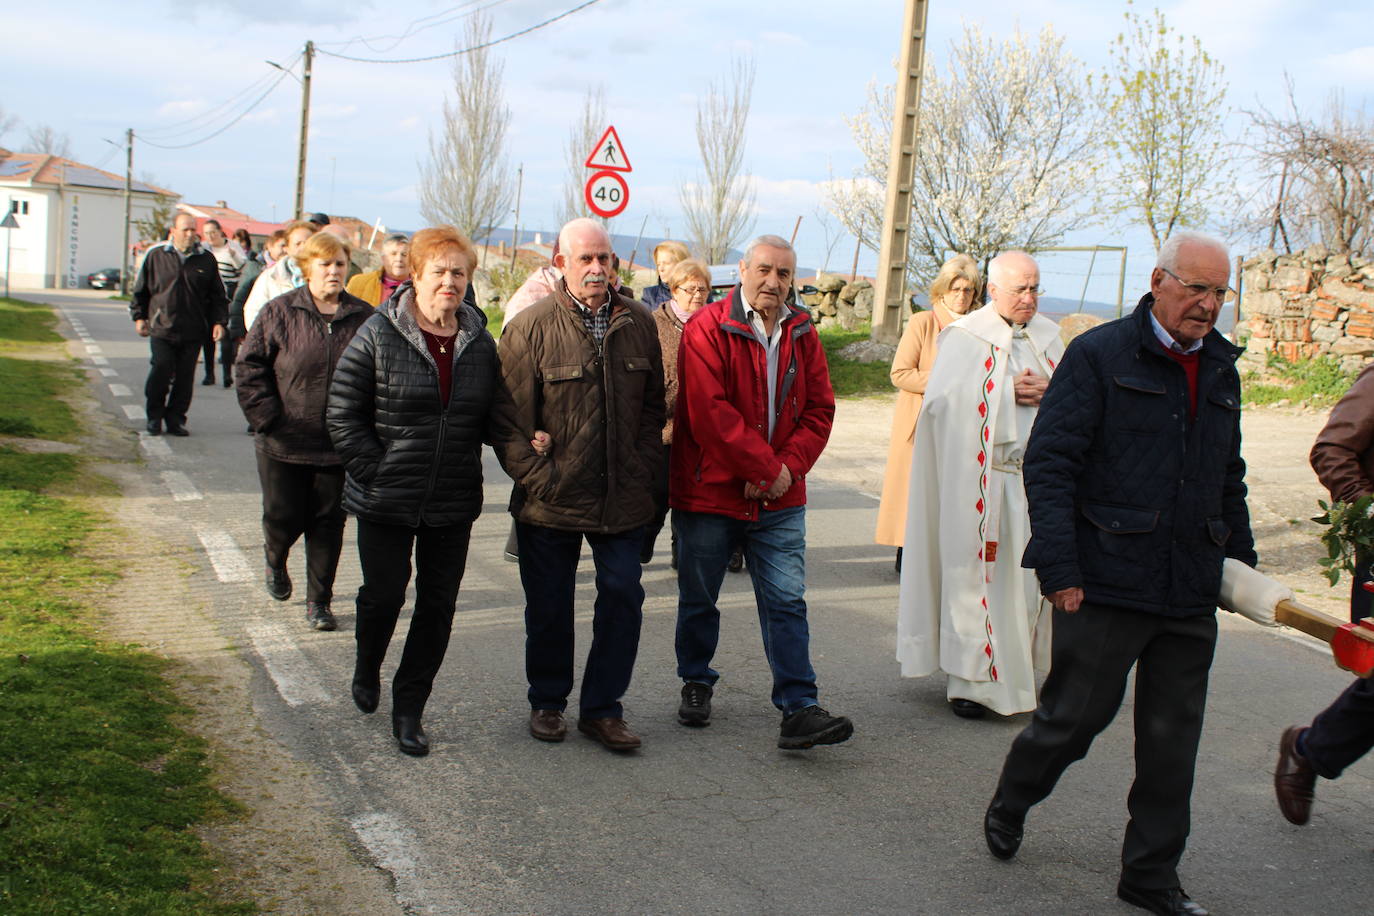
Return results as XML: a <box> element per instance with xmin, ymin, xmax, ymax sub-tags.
<box><xmin>1162</xmin><ymin>347</ymin><xmax>1200</xmax><ymax>419</ymax></box>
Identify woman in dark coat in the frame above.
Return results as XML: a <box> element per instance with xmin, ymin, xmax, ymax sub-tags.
<box><xmin>236</xmin><ymin>231</ymin><xmax>373</xmax><ymax>631</ymax></box>
<box><xmin>326</xmin><ymin>226</ymin><xmax>498</xmax><ymax>757</ymax></box>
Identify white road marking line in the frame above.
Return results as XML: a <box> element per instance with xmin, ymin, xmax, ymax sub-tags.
<box><xmin>195</xmin><ymin>526</ymin><xmax>253</xmax><ymax>583</ymax></box>
<box><xmin>108</xmin><ymin>383</ymin><xmax>132</xmax><ymax>397</ymax></box>
<box><xmin>161</xmin><ymin>470</ymin><xmax>202</xmax><ymax>502</ymax></box>
<box><xmin>90</xmin><ymin>356</ymin><xmax>109</xmax><ymax>365</ymax></box>
<box><xmin>84</xmin><ymin>344</ymin><xmax>101</xmax><ymax>354</ymax></box>
<box><xmin>121</xmin><ymin>404</ymin><xmax>146</xmax><ymax>420</ymax></box>
<box><xmin>350</xmin><ymin>812</ymin><xmax>425</xmax><ymax>909</ymax></box>
<box><xmin>139</xmin><ymin>435</ymin><xmax>173</xmax><ymax>460</ymax></box>
<box><xmin>98</xmin><ymin>368</ymin><xmax>117</xmax><ymax>377</ymax></box>
<box><xmin>244</xmin><ymin>620</ymin><xmax>331</xmax><ymax>707</ymax></box>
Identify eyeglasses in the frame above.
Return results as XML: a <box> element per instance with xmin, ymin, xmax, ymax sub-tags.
<box><xmin>676</xmin><ymin>285</ymin><xmax>709</xmax><ymax>297</ymax></box>
<box><xmin>1006</xmin><ymin>285</ymin><xmax>1042</xmax><ymax>299</ymax></box>
<box><xmin>1161</xmin><ymin>267</ymin><xmax>1232</xmax><ymax>303</ymax></box>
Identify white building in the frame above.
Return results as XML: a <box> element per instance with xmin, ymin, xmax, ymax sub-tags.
<box><xmin>0</xmin><ymin>149</ymin><xmax>177</xmax><ymax>289</ymax></box>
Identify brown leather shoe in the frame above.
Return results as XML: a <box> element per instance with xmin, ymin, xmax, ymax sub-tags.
<box><xmin>529</xmin><ymin>709</ymin><xmax>566</xmax><ymax>742</ymax></box>
<box><xmin>1275</xmin><ymin>725</ymin><xmax>1316</xmax><ymax>825</ymax></box>
<box><xmin>577</xmin><ymin>716</ymin><xmax>642</xmax><ymax>751</ymax></box>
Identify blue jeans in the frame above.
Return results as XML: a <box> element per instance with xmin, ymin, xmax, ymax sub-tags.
<box><xmin>517</xmin><ymin>522</ymin><xmax>645</xmax><ymax>719</ymax></box>
<box><xmin>674</xmin><ymin>506</ymin><xmax>818</xmax><ymax>714</ymax></box>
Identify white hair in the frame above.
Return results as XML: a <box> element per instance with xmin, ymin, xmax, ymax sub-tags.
<box><xmin>986</xmin><ymin>250</ymin><xmax>1037</xmax><ymax>289</ymax></box>
<box><xmin>1156</xmin><ymin>231</ymin><xmax>1228</xmax><ymax>272</ymax></box>
<box><xmin>558</xmin><ymin>217</ymin><xmax>610</xmax><ymax>253</ymax></box>
<box><xmin>742</xmin><ymin>234</ymin><xmax>794</xmax><ymax>265</ymax></box>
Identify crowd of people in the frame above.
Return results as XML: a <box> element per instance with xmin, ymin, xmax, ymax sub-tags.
<box><xmin>128</xmin><ymin>210</ymin><xmax>1369</xmax><ymax>915</ymax></box>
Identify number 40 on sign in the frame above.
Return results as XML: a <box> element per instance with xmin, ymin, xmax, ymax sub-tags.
<box><xmin>584</xmin><ymin>170</ymin><xmax>629</xmax><ymax>219</ymax></box>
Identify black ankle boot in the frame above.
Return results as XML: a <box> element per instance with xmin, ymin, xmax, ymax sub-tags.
<box><xmin>393</xmin><ymin>715</ymin><xmax>429</xmax><ymax>756</ymax></box>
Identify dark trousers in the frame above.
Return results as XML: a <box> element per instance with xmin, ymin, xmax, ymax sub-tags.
<box><xmin>641</xmin><ymin>444</ymin><xmax>671</xmax><ymax>560</ymax></box>
<box><xmin>144</xmin><ymin>335</ymin><xmax>200</xmax><ymax>425</ymax></box>
<box><xmin>354</xmin><ymin>517</ymin><xmax>473</xmax><ymax>718</ymax></box>
<box><xmin>256</xmin><ymin>451</ymin><xmax>346</xmax><ymax>604</ymax></box>
<box><xmin>995</xmin><ymin>603</ymin><xmax>1217</xmax><ymax>890</ymax></box>
<box><xmin>202</xmin><ymin>281</ymin><xmax>235</xmax><ymax>381</ymax></box>
<box><xmin>1302</xmin><ymin>675</ymin><xmax>1374</xmax><ymax>779</ymax></box>
<box><xmin>219</xmin><ymin>336</ymin><xmax>239</xmax><ymax>384</ymax></box>
<box><xmin>517</xmin><ymin>521</ymin><xmax>644</xmax><ymax>719</ymax></box>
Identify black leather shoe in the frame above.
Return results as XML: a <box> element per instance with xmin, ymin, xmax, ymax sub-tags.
<box><xmin>265</xmin><ymin>565</ymin><xmax>292</xmax><ymax>601</ymax></box>
<box><xmin>351</xmin><ymin>678</ymin><xmax>379</xmax><ymax>714</ymax></box>
<box><xmin>393</xmin><ymin>715</ymin><xmax>429</xmax><ymax>756</ymax></box>
<box><xmin>984</xmin><ymin>793</ymin><xmax>1024</xmax><ymax>860</ymax></box>
<box><xmin>1116</xmin><ymin>882</ymin><xmax>1209</xmax><ymax>915</ymax></box>
<box><xmin>951</xmin><ymin>698</ymin><xmax>987</xmax><ymax>719</ymax></box>
<box><xmin>306</xmin><ymin>601</ymin><xmax>337</xmax><ymax>631</ymax></box>
<box><xmin>222</xmin><ymin>377</ymin><xmax>233</xmax><ymax>389</ymax></box>
<box><xmin>727</xmin><ymin>546</ymin><xmax>744</xmax><ymax>573</ymax></box>
<box><xmin>678</xmin><ymin>682</ymin><xmax>713</xmax><ymax>727</ymax></box>
<box><xmin>201</xmin><ymin>375</ymin><xmax>215</xmax><ymax>386</ymax></box>
<box><xmin>145</xmin><ymin>418</ymin><xmax>162</xmax><ymax>436</ymax></box>
<box><xmin>164</xmin><ymin>421</ymin><xmax>189</xmax><ymax>437</ymax></box>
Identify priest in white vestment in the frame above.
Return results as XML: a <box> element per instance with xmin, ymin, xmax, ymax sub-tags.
<box><xmin>897</xmin><ymin>251</ymin><xmax>1064</xmax><ymax>718</ymax></box>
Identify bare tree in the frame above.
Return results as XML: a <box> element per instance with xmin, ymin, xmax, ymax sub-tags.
<box><xmin>811</xmin><ymin>206</ymin><xmax>844</xmax><ymax>274</ymax></box>
<box><xmin>0</xmin><ymin>104</ymin><xmax>17</xmax><ymax>146</ymax></box>
<box><xmin>417</xmin><ymin>13</ymin><xmax>514</xmax><ymax>242</ymax></box>
<box><xmin>680</xmin><ymin>56</ymin><xmax>756</xmax><ymax>264</ymax></box>
<box><xmin>558</xmin><ymin>85</ymin><xmax>609</xmax><ymax>229</ymax></box>
<box><xmin>1246</xmin><ymin>84</ymin><xmax>1374</xmax><ymax>257</ymax></box>
<box><xmin>23</xmin><ymin>123</ymin><xmax>73</xmax><ymax>159</ymax></box>
<box><xmin>1096</xmin><ymin>6</ymin><xmax>1232</xmax><ymax>250</ymax></box>
<box><xmin>825</xmin><ymin>25</ymin><xmax>1103</xmax><ymax>289</ymax></box>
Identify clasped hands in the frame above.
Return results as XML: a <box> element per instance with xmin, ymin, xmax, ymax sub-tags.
<box><xmin>1014</xmin><ymin>368</ymin><xmax>1048</xmax><ymax>406</ymax></box>
<box><xmin>743</xmin><ymin>464</ymin><xmax>791</xmax><ymax>501</ymax></box>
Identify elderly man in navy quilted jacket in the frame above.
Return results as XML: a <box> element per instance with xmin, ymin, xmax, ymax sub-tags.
<box><xmin>980</xmin><ymin>231</ymin><xmax>1255</xmax><ymax>916</ymax></box>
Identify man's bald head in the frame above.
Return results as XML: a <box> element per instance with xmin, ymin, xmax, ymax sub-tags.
<box><xmin>986</xmin><ymin>251</ymin><xmax>1041</xmax><ymax>325</ymax></box>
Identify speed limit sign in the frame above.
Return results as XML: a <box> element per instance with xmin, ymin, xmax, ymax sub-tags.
<box><xmin>584</xmin><ymin>169</ymin><xmax>630</xmax><ymax>219</ymax></box>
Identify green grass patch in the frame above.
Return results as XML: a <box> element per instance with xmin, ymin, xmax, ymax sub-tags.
<box><xmin>1243</xmin><ymin>353</ymin><xmax>1358</xmax><ymax>408</ymax></box>
<box><xmin>0</xmin><ymin>297</ymin><xmax>65</xmax><ymax>348</ymax></box>
<box><xmin>819</xmin><ymin>323</ymin><xmax>894</xmax><ymax>398</ymax></box>
<box><xmin>0</xmin><ymin>356</ymin><xmax>81</xmax><ymax>441</ymax></box>
<box><xmin>0</xmin><ymin>296</ymin><xmax>254</xmax><ymax>914</ymax></box>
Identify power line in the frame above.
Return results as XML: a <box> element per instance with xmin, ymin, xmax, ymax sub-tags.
<box><xmin>137</xmin><ymin>66</ymin><xmax>295</xmax><ymax>151</ymax></box>
<box><xmin>138</xmin><ymin>52</ymin><xmax>301</xmax><ymax>139</ymax></box>
<box><xmin>315</xmin><ymin>0</ymin><xmax>513</xmax><ymax>54</ymax></box>
<box><xmin>316</xmin><ymin>0</ymin><xmax>604</xmax><ymax>64</ymax></box>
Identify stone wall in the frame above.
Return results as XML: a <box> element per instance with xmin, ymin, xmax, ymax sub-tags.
<box><xmin>809</xmin><ymin>274</ymin><xmax>874</xmax><ymax>330</ymax></box>
<box><xmin>1237</xmin><ymin>245</ymin><xmax>1374</xmax><ymax>372</ymax></box>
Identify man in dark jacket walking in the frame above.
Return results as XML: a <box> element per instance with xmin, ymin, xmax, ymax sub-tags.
<box><xmin>491</xmin><ymin>218</ymin><xmax>665</xmax><ymax>752</ymax></box>
<box><xmin>981</xmin><ymin>231</ymin><xmax>1255</xmax><ymax>916</ymax></box>
<box><xmin>130</xmin><ymin>212</ymin><xmax>228</xmax><ymax>435</ymax></box>
<box><xmin>669</xmin><ymin>234</ymin><xmax>852</xmax><ymax>750</ymax></box>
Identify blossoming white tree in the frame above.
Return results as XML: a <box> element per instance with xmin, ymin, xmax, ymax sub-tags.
<box><xmin>826</xmin><ymin>25</ymin><xmax>1102</xmax><ymax>290</ymax></box>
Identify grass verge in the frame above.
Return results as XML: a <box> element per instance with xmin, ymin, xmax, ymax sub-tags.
<box><xmin>0</xmin><ymin>296</ymin><xmax>253</xmax><ymax>914</ymax></box>
<box><xmin>1242</xmin><ymin>353</ymin><xmax>1358</xmax><ymax>408</ymax></box>
<box><xmin>819</xmin><ymin>323</ymin><xmax>894</xmax><ymax>398</ymax></box>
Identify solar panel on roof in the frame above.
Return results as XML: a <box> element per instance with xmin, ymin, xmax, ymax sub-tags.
<box><xmin>0</xmin><ymin>160</ymin><xmax>30</xmax><ymax>177</ymax></box>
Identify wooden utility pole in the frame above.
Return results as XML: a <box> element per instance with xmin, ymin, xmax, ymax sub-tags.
<box><xmin>509</xmin><ymin>163</ymin><xmax>524</xmax><ymax>271</ymax></box>
<box><xmin>293</xmin><ymin>41</ymin><xmax>314</xmax><ymax>220</ymax></box>
<box><xmin>872</xmin><ymin>0</ymin><xmax>930</xmax><ymax>344</ymax></box>
<box><xmin>121</xmin><ymin>128</ymin><xmax>133</xmax><ymax>296</ymax></box>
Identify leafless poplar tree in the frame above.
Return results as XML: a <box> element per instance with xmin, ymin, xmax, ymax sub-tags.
<box><xmin>680</xmin><ymin>57</ymin><xmax>756</xmax><ymax>264</ymax></box>
<box><xmin>1247</xmin><ymin>83</ymin><xmax>1374</xmax><ymax>257</ymax></box>
<box><xmin>0</xmin><ymin>104</ymin><xmax>17</xmax><ymax>145</ymax></box>
<box><xmin>24</xmin><ymin>123</ymin><xmax>72</xmax><ymax>159</ymax></box>
<box><xmin>417</xmin><ymin>13</ymin><xmax>514</xmax><ymax>242</ymax></box>
<box><xmin>559</xmin><ymin>85</ymin><xmax>608</xmax><ymax>229</ymax></box>
<box><xmin>825</xmin><ymin>25</ymin><xmax>1102</xmax><ymax>289</ymax></box>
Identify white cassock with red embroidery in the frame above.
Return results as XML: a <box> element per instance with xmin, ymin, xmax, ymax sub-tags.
<box><xmin>897</xmin><ymin>303</ymin><xmax>1064</xmax><ymax>715</ymax></box>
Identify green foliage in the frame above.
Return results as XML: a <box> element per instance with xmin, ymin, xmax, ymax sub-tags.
<box><xmin>132</xmin><ymin>194</ymin><xmax>177</xmax><ymax>245</ymax></box>
<box><xmin>1095</xmin><ymin>3</ymin><xmax>1232</xmax><ymax>248</ymax></box>
<box><xmin>819</xmin><ymin>323</ymin><xmax>894</xmax><ymax>398</ymax></box>
<box><xmin>1242</xmin><ymin>353</ymin><xmax>1356</xmax><ymax>407</ymax></box>
<box><xmin>1312</xmin><ymin>496</ymin><xmax>1374</xmax><ymax>586</ymax></box>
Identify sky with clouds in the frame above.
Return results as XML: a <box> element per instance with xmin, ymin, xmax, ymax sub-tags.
<box><xmin>3</xmin><ymin>0</ymin><xmax>1372</xmax><ymax>302</ymax></box>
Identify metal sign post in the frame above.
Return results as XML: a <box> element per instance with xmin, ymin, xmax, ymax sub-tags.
<box><xmin>1</xmin><ymin>208</ymin><xmax>17</xmax><ymax>300</ymax></box>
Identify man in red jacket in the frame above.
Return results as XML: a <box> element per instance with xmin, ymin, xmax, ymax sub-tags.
<box><xmin>669</xmin><ymin>234</ymin><xmax>853</xmax><ymax>749</ymax></box>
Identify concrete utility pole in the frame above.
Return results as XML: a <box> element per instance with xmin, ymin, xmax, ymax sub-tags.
<box><xmin>121</xmin><ymin>128</ymin><xmax>133</xmax><ymax>296</ymax></box>
<box><xmin>509</xmin><ymin>163</ymin><xmax>523</xmax><ymax>271</ymax></box>
<box><xmin>871</xmin><ymin>0</ymin><xmax>930</xmax><ymax>345</ymax></box>
<box><xmin>293</xmin><ymin>41</ymin><xmax>314</xmax><ymax>220</ymax></box>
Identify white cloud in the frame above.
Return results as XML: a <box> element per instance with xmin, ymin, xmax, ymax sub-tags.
<box><xmin>1318</xmin><ymin>46</ymin><xmax>1374</xmax><ymax>83</ymax></box>
<box><xmin>155</xmin><ymin>99</ymin><xmax>207</xmax><ymax>118</ymax></box>
<box><xmin>761</xmin><ymin>31</ymin><xmax>806</xmax><ymax>48</ymax></box>
<box><xmin>398</xmin><ymin>116</ymin><xmax>421</xmax><ymax>130</ymax></box>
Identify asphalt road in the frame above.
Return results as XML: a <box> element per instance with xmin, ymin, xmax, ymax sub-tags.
<box><xmin>32</xmin><ymin>289</ymin><xmax>1373</xmax><ymax>915</ymax></box>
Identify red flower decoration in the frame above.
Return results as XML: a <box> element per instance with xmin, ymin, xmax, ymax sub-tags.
<box><xmin>977</xmin><ymin>451</ymin><xmax>985</xmax><ymax>465</ymax></box>
<box><xmin>975</xmin><ymin>498</ymin><xmax>984</xmax><ymax>513</ymax></box>
<box><xmin>978</xmin><ymin>402</ymin><xmax>987</xmax><ymax>417</ymax></box>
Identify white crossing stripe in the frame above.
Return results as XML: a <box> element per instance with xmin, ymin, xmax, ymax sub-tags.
<box><xmin>121</xmin><ymin>404</ymin><xmax>146</xmax><ymax>420</ymax></box>
<box><xmin>90</xmin><ymin>356</ymin><xmax>109</xmax><ymax>365</ymax></box>
<box><xmin>84</xmin><ymin>344</ymin><xmax>101</xmax><ymax>354</ymax></box>
<box><xmin>160</xmin><ymin>470</ymin><xmax>202</xmax><ymax>502</ymax></box>
<box><xmin>99</xmin><ymin>367</ymin><xmax>117</xmax><ymax>377</ymax></box>
<box><xmin>195</xmin><ymin>526</ymin><xmax>253</xmax><ymax>583</ymax></box>
<box><xmin>350</xmin><ymin>812</ymin><xmax>428</xmax><ymax>910</ymax></box>
<box><xmin>108</xmin><ymin>383</ymin><xmax>132</xmax><ymax>397</ymax></box>
<box><xmin>245</xmin><ymin>620</ymin><xmax>331</xmax><ymax>707</ymax></box>
<box><xmin>138</xmin><ymin>435</ymin><xmax>173</xmax><ymax>460</ymax></box>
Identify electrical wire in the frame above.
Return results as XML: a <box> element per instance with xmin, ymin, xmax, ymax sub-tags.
<box><xmin>136</xmin><ymin>66</ymin><xmax>294</xmax><ymax>151</ymax></box>
<box><xmin>316</xmin><ymin>0</ymin><xmax>604</xmax><ymax>64</ymax></box>
<box><xmin>315</xmin><ymin>0</ymin><xmax>514</xmax><ymax>54</ymax></box>
<box><xmin>138</xmin><ymin>51</ymin><xmax>302</xmax><ymax>140</ymax></box>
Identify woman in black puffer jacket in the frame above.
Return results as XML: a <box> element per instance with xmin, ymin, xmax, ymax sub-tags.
<box><xmin>236</xmin><ymin>231</ymin><xmax>373</xmax><ymax>632</ymax></box>
<box><xmin>326</xmin><ymin>226</ymin><xmax>498</xmax><ymax>757</ymax></box>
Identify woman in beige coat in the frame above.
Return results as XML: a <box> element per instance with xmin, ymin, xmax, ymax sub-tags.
<box><xmin>874</xmin><ymin>255</ymin><xmax>981</xmax><ymax>569</ymax></box>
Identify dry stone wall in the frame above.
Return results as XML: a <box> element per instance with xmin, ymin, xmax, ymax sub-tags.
<box><xmin>1238</xmin><ymin>245</ymin><xmax>1374</xmax><ymax>372</ymax></box>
